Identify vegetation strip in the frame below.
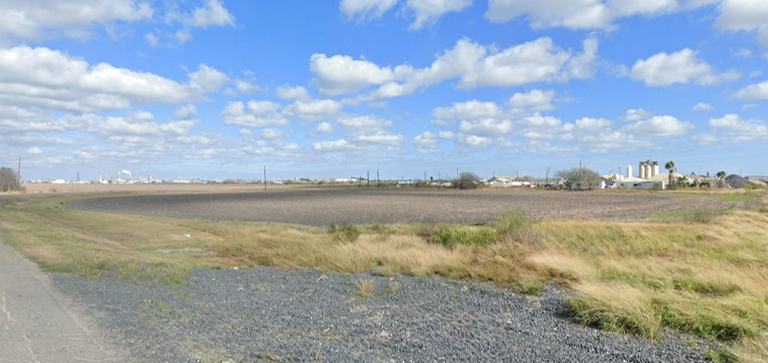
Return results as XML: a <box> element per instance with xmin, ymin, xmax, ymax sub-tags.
<box><xmin>0</xmin><ymin>192</ymin><xmax>766</xmax><ymax>362</ymax></box>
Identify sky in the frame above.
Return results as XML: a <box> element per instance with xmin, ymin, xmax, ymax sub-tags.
<box><xmin>1</xmin><ymin>0</ymin><xmax>768</xmax><ymax>181</ymax></box>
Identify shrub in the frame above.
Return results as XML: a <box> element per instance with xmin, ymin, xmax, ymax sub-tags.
<box><xmin>455</xmin><ymin>172</ymin><xmax>480</xmax><ymax>190</ymax></box>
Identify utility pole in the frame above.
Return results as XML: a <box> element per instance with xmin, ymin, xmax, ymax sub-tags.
<box><xmin>377</xmin><ymin>169</ymin><xmax>380</xmax><ymax>188</ymax></box>
<box><xmin>263</xmin><ymin>165</ymin><xmax>267</xmax><ymax>191</ymax></box>
<box><xmin>367</xmin><ymin>170</ymin><xmax>370</xmax><ymax>189</ymax></box>
<box><xmin>17</xmin><ymin>157</ymin><xmax>21</xmax><ymax>186</ymax></box>
<box><xmin>546</xmin><ymin>167</ymin><xmax>551</xmax><ymax>184</ymax></box>
<box><xmin>456</xmin><ymin>167</ymin><xmax>459</xmax><ymax>180</ymax></box>
<box><xmin>424</xmin><ymin>172</ymin><xmax>426</xmax><ymax>186</ymax></box>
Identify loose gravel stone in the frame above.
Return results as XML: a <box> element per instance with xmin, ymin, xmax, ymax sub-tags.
<box><xmin>52</xmin><ymin>267</ymin><xmax>716</xmax><ymax>363</ymax></box>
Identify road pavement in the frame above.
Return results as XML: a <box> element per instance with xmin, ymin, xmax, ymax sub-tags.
<box><xmin>0</xmin><ymin>237</ymin><xmax>127</xmax><ymax>363</ymax></box>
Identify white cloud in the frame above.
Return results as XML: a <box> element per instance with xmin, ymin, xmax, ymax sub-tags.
<box><xmin>174</xmin><ymin>104</ymin><xmax>198</xmax><ymax>119</ymax></box>
<box><xmin>189</xmin><ymin>0</ymin><xmax>235</xmax><ymax>28</ymax></box>
<box><xmin>693</xmin><ymin>102</ymin><xmax>714</xmax><ymax>111</ymax></box>
<box><xmin>310</xmin><ymin>53</ymin><xmax>413</xmax><ymax>97</ymax></box>
<box><xmin>340</xmin><ymin>0</ymin><xmax>399</xmax><ymax>21</ymax></box>
<box><xmin>145</xmin><ymin>32</ymin><xmax>159</xmax><ymax>47</ymax></box>
<box><xmin>27</xmin><ymin>147</ymin><xmax>42</xmax><ymax>155</ymax></box>
<box><xmin>238</xmin><ymin>128</ymin><xmax>253</xmax><ymax>136</ymax></box>
<box><xmin>734</xmin><ymin>48</ymin><xmax>753</xmax><ymax>57</ymax></box>
<box><xmin>619</xmin><ymin>108</ymin><xmax>654</xmax><ymax>121</ymax></box>
<box><xmin>749</xmin><ymin>71</ymin><xmax>762</xmax><ymax>78</ymax></box>
<box><xmin>508</xmin><ymin>89</ymin><xmax>556</xmax><ymax>113</ymax></box>
<box><xmin>334</xmin><ymin>36</ymin><xmax>597</xmax><ymax>102</ymax></box>
<box><xmin>413</xmin><ymin>131</ymin><xmax>438</xmax><ymax>147</ymax></box>
<box><xmin>406</xmin><ymin>0</ymin><xmax>474</xmax><ymax>30</ymax></box>
<box><xmin>221</xmin><ymin>101</ymin><xmax>289</xmax><ymax>127</ymax></box>
<box><xmin>485</xmin><ymin>0</ymin><xmax>716</xmax><ymax>30</ymax></box>
<box><xmin>623</xmin><ymin>115</ymin><xmax>693</xmax><ymax>137</ymax></box>
<box><xmin>733</xmin><ymin>80</ymin><xmax>768</xmax><ymax>100</ymax></box>
<box><xmin>630</xmin><ymin>48</ymin><xmax>741</xmax><ymax>87</ymax></box>
<box><xmin>233</xmin><ymin>79</ymin><xmax>262</xmax><ymax>94</ymax></box>
<box><xmin>432</xmin><ymin>100</ymin><xmax>501</xmax><ymax>120</ymax></box>
<box><xmin>336</xmin><ymin>115</ymin><xmax>392</xmax><ymax>131</ymax></box>
<box><xmin>0</xmin><ymin>0</ymin><xmax>152</xmax><ymax>42</ymax></box>
<box><xmin>313</xmin><ymin>139</ymin><xmax>355</xmax><ymax>152</ymax></box>
<box><xmin>460</xmin><ymin>135</ymin><xmax>493</xmax><ymax>147</ymax></box>
<box><xmin>283</xmin><ymin>99</ymin><xmax>343</xmax><ymax>121</ymax></box>
<box><xmin>742</xmin><ymin>103</ymin><xmax>757</xmax><ymax>110</ymax></box>
<box><xmin>262</xmin><ymin>128</ymin><xmax>292</xmax><ymax>139</ymax></box>
<box><xmin>276</xmin><ymin>84</ymin><xmax>312</xmax><ymax>101</ymax></box>
<box><xmin>700</xmin><ymin>113</ymin><xmax>768</xmax><ymax>143</ymax></box>
<box><xmin>314</xmin><ymin>122</ymin><xmax>334</xmax><ymax>134</ymax></box>
<box><xmin>355</xmin><ymin>131</ymin><xmax>404</xmax><ymax>145</ymax></box>
<box><xmin>458</xmin><ymin>119</ymin><xmax>514</xmax><ymax>136</ymax></box>
<box><xmin>715</xmin><ymin>0</ymin><xmax>768</xmax><ymax>47</ymax></box>
<box><xmin>0</xmin><ymin>46</ymin><xmax>227</xmax><ymax>113</ymax></box>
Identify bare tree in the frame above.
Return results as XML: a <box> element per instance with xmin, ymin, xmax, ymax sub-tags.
<box><xmin>0</xmin><ymin>167</ymin><xmax>19</xmax><ymax>192</ymax></box>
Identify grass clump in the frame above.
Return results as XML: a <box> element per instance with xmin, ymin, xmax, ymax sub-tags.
<box><xmin>354</xmin><ymin>278</ymin><xmax>376</xmax><ymax>299</ymax></box>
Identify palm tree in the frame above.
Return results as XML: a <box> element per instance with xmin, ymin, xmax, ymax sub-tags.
<box><xmin>665</xmin><ymin>161</ymin><xmax>675</xmax><ymax>189</ymax></box>
<box><xmin>716</xmin><ymin>171</ymin><xmax>726</xmax><ymax>179</ymax></box>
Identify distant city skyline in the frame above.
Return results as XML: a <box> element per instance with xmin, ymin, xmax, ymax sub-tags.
<box><xmin>1</xmin><ymin>1</ymin><xmax>767</xmax><ymax>180</ymax></box>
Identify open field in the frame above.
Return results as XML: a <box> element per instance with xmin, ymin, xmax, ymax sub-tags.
<box><xmin>0</xmin><ymin>188</ymin><xmax>766</xmax><ymax>362</ymax></box>
<box><xmin>67</xmin><ymin>187</ymin><xmax>739</xmax><ymax>225</ymax></box>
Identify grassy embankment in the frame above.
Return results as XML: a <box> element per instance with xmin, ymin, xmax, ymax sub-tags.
<box><xmin>0</xmin><ymin>191</ymin><xmax>766</xmax><ymax>362</ymax></box>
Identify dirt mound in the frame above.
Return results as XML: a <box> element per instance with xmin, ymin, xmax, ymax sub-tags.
<box><xmin>725</xmin><ymin>174</ymin><xmax>748</xmax><ymax>189</ymax></box>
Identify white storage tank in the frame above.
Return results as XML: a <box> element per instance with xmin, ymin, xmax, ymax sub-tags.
<box><xmin>639</xmin><ymin>163</ymin><xmax>646</xmax><ymax>179</ymax></box>
<box><xmin>627</xmin><ymin>165</ymin><xmax>633</xmax><ymax>179</ymax></box>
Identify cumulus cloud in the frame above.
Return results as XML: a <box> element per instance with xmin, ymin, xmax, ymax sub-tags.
<box><xmin>310</xmin><ymin>54</ymin><xmax>413</xmax><ymax>97</ymax></box>
<box><xmin>325</xmin><ymin>36</ymin><xmax>597</xmax><ymax>102</ymax></box>
<box><xmin>432</xmin><ymin>100</ymin><xmax>501</xmax><ymax>120</ymax></box>
<box><xmin>283</xmin><ymin>99</ymin><xmax>343</xmax><ymax>121</ymax></box>
<box><xmin>340</xmin><ymin>0</ymin><xmax>399</xmax><ymax>21</ymax></box>
<box><xmin>508</xmin><ymin>89</ymin><xmax>556</xmax><ymax>113</ymax></box>
<box><xmin>458</xmin><ymin>119</ymin><xmax>514</xmax><ymax>136</ymax></box>
<box><xmin>622</xmin><ymin>115</ymin><xmax>693</xmax><ymax>137</ymax></box>
<box><xmin>336</xmin><ymin>115</ymin><xmax>392</xmax><ymax>131</ymax></box>
<box><xmin>406</xmin><ymin>0</ymin><xmax>474</xmax><ymax>30</ymax></box>
<box><xmin>619</xmin><ymin>108</ymin><xmax>654</xmax><ymax>122</ymax></box>
<box><xmin>276</xmin><ymin>84</ymin><xmax>312</xmax><ymax>101</ymax></box>
<box><xmin>174</xmin><ymin>104</ymin><xmax>198</xmax><ymax>119</ymax></box>
<box><xmin>629</xmin><ymin>48</ymin><xmax>741</xmax><ymax>87</ymax></box>
<box><xmin>0</xmin><ymin>0</ymin><xmax>153</xmax><ymax>42</ymax></box>
<box><xmin>166</xmin><ymin>0</ymin><xmax>235</xmax><ymax>43</ymax></box>
<box><xmin>413</xmin><ymin>131</ymin><xmax>438</xmax><ymax>147</ymax></box>
<box><xmin>693</xmin><ymin>102</ymin><xmax>714</xmax><ymax>111</ymax></box>
<box><xmin>339</xmin><ymin>0</ymin><xmax>473</xmax><ymax>30</ymax></box>
<box><xmin>485</xmin><ymin>0</ymin><xmax>717</xmax><ymax>30</ymax></box>
<box><xmin>715</xmin><ymin>0</ymin><xmax>768</xmax><ymax>47</ymax></box>
<box><xmin>313</xmin><ymin>122</ymin><xmax>334</xmax><ymax>134</ymax></box>
<box><xmin>221</xmin><ymin>101</ymin><xmax>289</xmax><ymax>127</ymax></box>
<box><xmin>262</xmin><ymin>128</ymin><xmax>292</xmax><ymax>139</ymax></box>
<box><xmin>705</xmin><ymin>113</ymin><xmax>768</xmax><ymax>142</ymax></box>
<box><xmin>312</xmin><ymin>130</ymin><xmax>403</xmax><ymax>152</ymax></box>
<box><xmin>0</xmin><ymin>46</ymin><xmax>227</xmax><ymax>113</ymax></box>
<box><xmin>733</xmin><ymin>79</ymin><xmax>768</xmax><ymax>100</ymax></box>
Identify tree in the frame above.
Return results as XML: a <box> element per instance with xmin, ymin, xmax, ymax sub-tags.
<box><xmin>454</xmin><ymin>172</ymin><xmax>480</xmax><ymax>190</ymax></box>
<box><xmin>716</xmin><ymin>171</ymin><xmax>726</xmax><ymax>179</ymax></box>
<box><xmin>555</xmin><ymin>167</ymin><xmax>600</xmax><ymax>190</ymax></box>
<box><xmin>716</xmin><ymin>171</ymin><xmax>727</xmax><ymax>188</ymax></box>
<box><xmin>665</xmin><ymin>161</ymin><xmax>676</xmax><ymax>189</ymax></box>
<box><xmin>0</xmin><ymin>167</ymin><xmax>19</xmax><ymax>192</ymax></box>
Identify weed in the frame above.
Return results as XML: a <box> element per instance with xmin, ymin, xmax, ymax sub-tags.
<box><xmin>705</xmin><ymin>347</ymin><xmax>734</xmax><ymax>363</ymax></box>
<box><xmin>354</xmin><ymin>278</ymin><xmax>376</xmax><ymax>299</ymax></box>
<box><xmin>385</xmin><ymin>281</ymin><xmax>402</xmax><ymax>294</ymax></box>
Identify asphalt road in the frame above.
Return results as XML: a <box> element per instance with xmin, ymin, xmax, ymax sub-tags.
<box><xmin>0</xmin><ymin>237</ymin><xmax>128</xmax><ymax>363</ymax></box>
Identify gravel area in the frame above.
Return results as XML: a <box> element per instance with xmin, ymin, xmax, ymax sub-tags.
<box><xmin>52</xmin><ymin>267</ymin><xmax>715</xmax><ymax>363</ymax></box>
<box><xmin>68</xmin><ymin>188</ymin><xmax>733</xmax><ymax>226</ymax></box>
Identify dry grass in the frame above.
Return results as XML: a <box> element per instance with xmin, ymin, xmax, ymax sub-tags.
<box><xmin>0</xmin><ymin>192</ymin><xmax>766</xmax><ymax>361</ymax></box>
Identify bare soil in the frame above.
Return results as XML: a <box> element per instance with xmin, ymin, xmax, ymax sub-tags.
<box><xmin>67</xmin><ymin>186</ymin><xmax>735</xmax><ymax>226</ymax></box>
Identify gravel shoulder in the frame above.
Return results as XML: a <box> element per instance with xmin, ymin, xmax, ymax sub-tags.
<box><xmin>68</xmin><ymin>188</ymin><xmax>733</xmax><ymax>226</ymax></box>
<box><xmin>52</xmin><ymin>267</ymin><xmax>715</xmax><ymax>363</ymax></box>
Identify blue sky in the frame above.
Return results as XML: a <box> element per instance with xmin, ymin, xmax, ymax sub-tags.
<box><xmin>1</xmin><ymin>0</ymin><xmax>767</xmax><ymax>181</ymax></box>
